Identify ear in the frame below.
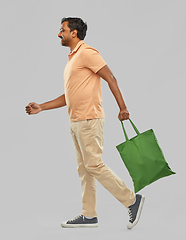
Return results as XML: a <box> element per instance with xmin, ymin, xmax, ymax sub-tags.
<box><xmin>71</xmin><ymin>29</ymin><xmax>78</xmax><ymax>38</ymax></box>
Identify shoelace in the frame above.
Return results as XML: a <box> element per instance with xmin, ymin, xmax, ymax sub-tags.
<box><xmin>128</xmin><ymin>207</ymin><xmax>133</xmax><ymax>222</ymax></box>
<box><xmin>69</xmin><ymin>214</ymin><xmax>82</xmax><ymax>223</ymax></box>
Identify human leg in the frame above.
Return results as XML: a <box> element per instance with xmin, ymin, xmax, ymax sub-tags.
<box><xmin>70</xmin><ymin>123</ymin><xmax>97</xmax><ymax>217</ymax></box>
<box><xmin>74</xmin><ymin>118</ymin><xmax>136</xmax><ymax>208</ymax></box>
<box><xmin>61</xmin><ymin>118</ymin><xmax>144</xmax><ymax>229</ymax></box>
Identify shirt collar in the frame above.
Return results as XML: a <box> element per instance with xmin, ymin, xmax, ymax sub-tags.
<box><xmin>68</xmin><ymin>40</ymin><xmax>85</xmax><ymax>56</ymax></box>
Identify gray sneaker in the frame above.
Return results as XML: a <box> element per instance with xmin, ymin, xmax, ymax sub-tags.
<box><xmin>127</xmin><ymin>194</ymin><xmax>145</xmax><ymax>229</ymax></box>
<box><xmin>61</xmin><ymin>214</ymin><xmax>98</xmax><ymax>228</ymax></box>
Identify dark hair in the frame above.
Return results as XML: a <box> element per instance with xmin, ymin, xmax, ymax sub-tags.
<box><xmin>61</xmin><ymin>17</ymin><xmax>87</xmax><ymax>40</ymax></box>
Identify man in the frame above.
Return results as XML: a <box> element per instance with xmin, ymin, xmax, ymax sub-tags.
<box><xmin>25</xmin><ymin>17</ymin><xmax>145</xmax><ymax>229</ymax></box>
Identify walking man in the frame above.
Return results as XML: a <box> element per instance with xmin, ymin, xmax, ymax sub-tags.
<box><xmin>25</xmin><ymin>17</ymin><xmax>145</xmax><ymax>229</ymax></box>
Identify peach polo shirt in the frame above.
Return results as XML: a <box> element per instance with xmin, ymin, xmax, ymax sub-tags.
<box><xmin>64</xmin><ymin>40</ymin><xmax>106</xmax><ymax>122</ymax></box>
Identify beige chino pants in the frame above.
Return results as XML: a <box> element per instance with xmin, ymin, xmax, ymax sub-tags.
<box><xmin>70</xmin><ymin>118</ymin><xmax>135</xmax><ymax>217</ymax></box>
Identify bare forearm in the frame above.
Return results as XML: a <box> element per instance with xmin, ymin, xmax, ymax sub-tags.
<box><xmin>97</xmin><ymin>65</ymin><xmax>129</xmax><ymax>120</ymax></box>
<box><xmin>40</xmin><ymin>94</ymin><xmax>66</xmax><ymax>111</ymax></box>
<box><xmin>108</xmin><ymin>79</ymin><xmax>127</xmax><ymax>110</ymax></box>
<box><xmin>97</xmin><ymin>65</ymin><xmax>127</xmax><ymax>110</ymax></box>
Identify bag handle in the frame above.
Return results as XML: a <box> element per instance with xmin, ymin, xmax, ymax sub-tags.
<box><xmin>121</xmin><ymin>119</ymin><xmax>140</xmax><ymax>141</ymax></box>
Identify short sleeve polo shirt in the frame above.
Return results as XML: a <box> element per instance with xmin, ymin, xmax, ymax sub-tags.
<box><xmin>64</xmin><ymin>40</ymin><xmax>106</xmax><ymax>122</ymax></box>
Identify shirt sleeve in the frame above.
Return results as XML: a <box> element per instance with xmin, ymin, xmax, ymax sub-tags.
<box><xmin>82</xmin><ymin>46</ymin><xmax>106</xmax><ymax>73</ymax></box>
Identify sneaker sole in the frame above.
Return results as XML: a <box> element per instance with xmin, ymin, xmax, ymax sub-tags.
<box><xmin>61</xmin><ymin>222</ymin><xmax>98</xmax><ymax>228</ymax></box>
<box><xmin>127</xmin><ymin>195</ymin><xmax>145</xmax><ymax>229</ymax></box>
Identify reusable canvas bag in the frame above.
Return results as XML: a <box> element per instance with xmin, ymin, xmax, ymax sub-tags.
<box><xmin>116</xmin><ymin>119</ymin><xmax>176</xmax><ymax>193</ymax></box>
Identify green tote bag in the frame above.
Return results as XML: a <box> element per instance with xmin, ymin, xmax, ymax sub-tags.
<box><xmin>116</xmin><ymin>119</ymin><xmax>176</xmax><ymax>193</ymax></box>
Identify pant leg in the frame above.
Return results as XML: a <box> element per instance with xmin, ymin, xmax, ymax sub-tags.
<box><xmin>70</xmin><ymin>123</ymin><xmax>97</xmax><ymax>217</ymax></box>
<box><xmin>73</xmin><ymin>118</ymin><xmax>136</xmax><ymax>210</ymax></box>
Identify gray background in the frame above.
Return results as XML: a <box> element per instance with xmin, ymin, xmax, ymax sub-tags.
<box><xmin>0</xmin><ymin>0</ymin><xmax>185</xmax><ymax>239</ymax></box>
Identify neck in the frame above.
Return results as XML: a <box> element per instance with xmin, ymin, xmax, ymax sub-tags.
<box><xmin>70</xmin><ymin>39</ymin><xmax>81</xmax><ymax>52</ymax></box>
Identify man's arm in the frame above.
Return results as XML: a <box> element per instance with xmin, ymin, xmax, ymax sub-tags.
<box><xmin>40</xmin><ymin>94</ymin><xmax>66</xmax><ymax>111</ymax></box>
<box><xmin>97</xmin><ymin>65</ymin><xmax>129</xmax><ymax>121</ymax></box>
<box><xmin>25</xmin><ymin>94</ymin><xmax>66</xmax><ymax>115</ymax></box>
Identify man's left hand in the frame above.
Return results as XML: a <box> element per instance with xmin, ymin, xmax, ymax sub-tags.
<box><xmin>118</xmin><ymin>109</ymin><xmax>130</xmax><ymax>121</ymax></box>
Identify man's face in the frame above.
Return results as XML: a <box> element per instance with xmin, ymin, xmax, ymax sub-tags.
<box><xmin>58</xmin><ymin>21</ymin><xmax>73</xmax><ymax>47</ymax></box>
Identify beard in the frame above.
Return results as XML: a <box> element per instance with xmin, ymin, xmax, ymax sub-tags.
<box><xmin>61</xmin><ymin>39</ymin><xmax>65</xmax><ymax>46</ymax></box>
<box><xmin>61</xmin><ymin>38</ymin><xmax>68</xmax><ymax>47</ymax></box>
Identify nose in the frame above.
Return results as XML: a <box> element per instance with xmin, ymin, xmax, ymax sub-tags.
<box><xmin>58</xmin><ymin>32</ymin><xmax>62</xmax><ymax>38</ymax></box>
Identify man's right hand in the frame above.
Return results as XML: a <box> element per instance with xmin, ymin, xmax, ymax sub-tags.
<box><xmin>25</xmin><ymin>102</ymin><xmax>42</xmax><ymax>115</ymax></box>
